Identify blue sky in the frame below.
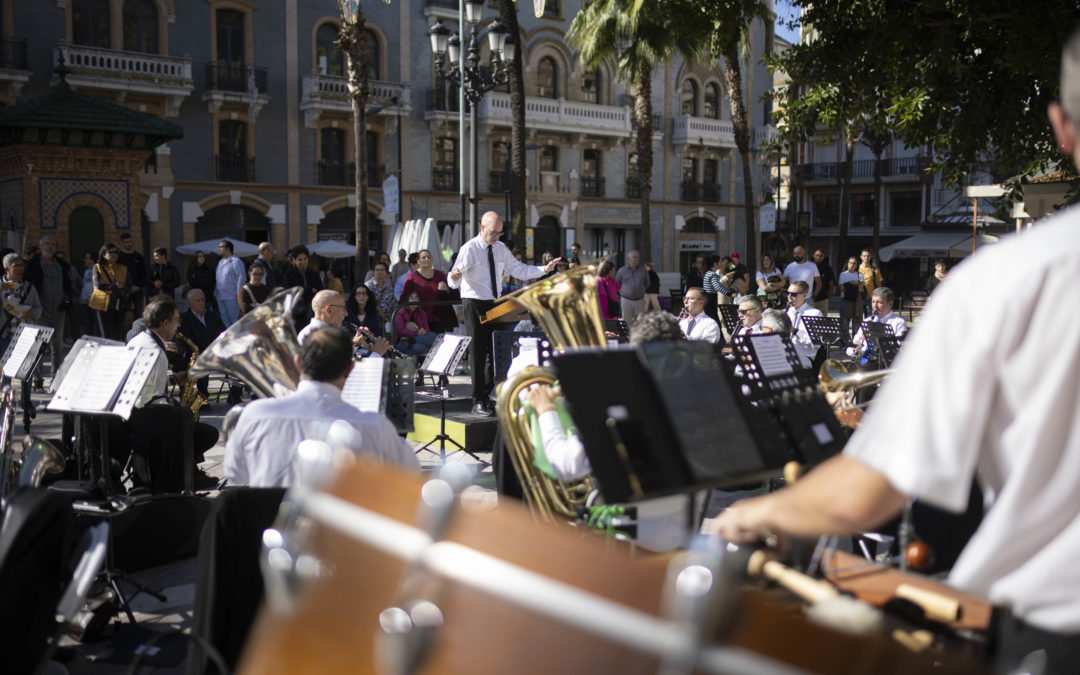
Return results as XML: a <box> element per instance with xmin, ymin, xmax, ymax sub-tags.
<box><xmin>774</xmin><ymin>0</ymin><xmax>800</xmax><ymax>44</ymax></box>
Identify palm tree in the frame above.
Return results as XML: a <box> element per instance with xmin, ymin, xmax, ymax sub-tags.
<box><xmin>497</xmin><ymin>0</ymin><xmax>527</xmax><ymax>248</ymax></box>
<box><xmin>569</xmin><ymin>0</ymin><xmax>704</xmax><ymax>264</ymax></box>
<box><xmin>338</xmin><ymin>3</ymin><xmax>372</xmax><ymax>282</ymax></box>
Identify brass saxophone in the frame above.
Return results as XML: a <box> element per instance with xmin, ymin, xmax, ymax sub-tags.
<box><xmin>175</xmin><ymin>330</ymin><xmax>208</xmax><ymax>421</ymax></box>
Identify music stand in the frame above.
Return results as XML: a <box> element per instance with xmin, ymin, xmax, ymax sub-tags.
<box><xmin>0</xmin><ymin>323</ymin><xmax>55</xmax><ymax>433</ymax></box>
<box><xmin>493</xmin><ymin>330</ymin><xmax>545</xmax><ymax>384</ymax></box>
<box><xmin>859</xmin><ymin>320</ymin><xmax>900</xmax><ymax>368</ymax></box>
<box><xmin>802</xmin><ymin>315</ymin><xmax>844</xmax><ymax>348</ymax></box>
<box><xmin>340</xmin><ymin>357</ymin><xmax>416</xmax><ymax>434</ymax></box>
<box><xmin>602</xmin><ymin>319</ymin><xmax>629</xmax><ymax>343</ymax></box>
<box><xmin>416</xmin><ymin>334</ymin><xmax>481</xmax><ymax>463</ymax></box>
<box><xmin>717</xmin><ymin>304</ymin><xmax>741</xmax><ymax>336</ymax></box>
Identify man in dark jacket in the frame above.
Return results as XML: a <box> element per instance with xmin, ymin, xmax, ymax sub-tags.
<box><xmin>24</xmin><ymin>234</ymin><xmax>76</xmax><ymax>382</ymax></box>
<box><xmin>180</xmin><ymin>288</ymin><xmax>227</xmax><ymax>399</ymax></box>
<box><xmin>148</xmin><ymin>247</ymin><xmax>181</xmax><ymax>301</ymax></box>
<box><xmin>117</xmin><ymin>232</ymin><xmax>147</xmax><ymax>320</ymax></box>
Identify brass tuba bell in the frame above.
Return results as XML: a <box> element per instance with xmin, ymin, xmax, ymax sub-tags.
<box><xmin>494</xmin><ymin>263</ymin><xmax>607</xmax><ymax>523</ymax></box>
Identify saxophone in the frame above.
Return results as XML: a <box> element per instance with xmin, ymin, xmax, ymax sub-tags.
<box><xmin>175</xmin><ymin>331</ymin><xmax>208</xmax><ymax>421</ymax></box>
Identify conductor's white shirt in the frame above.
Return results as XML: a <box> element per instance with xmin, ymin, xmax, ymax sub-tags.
<box><xmin>679</xmin><ymin>312</ymin><xmax>722</xmax><ymax>344</ymax></box>
<box><xmin>225</xmin><ymin>379</ymin><xmax>419</xmax><ymax>487</ymax></box>
<box><xmin>844</xmin><ymin>208</ymin><xmax>1080</xmax><ymax>631</ymax></box>
<box><xmin>447</xmin><ymin>235</ymin><xmax>546</xmax><ymax>300</ymax></box>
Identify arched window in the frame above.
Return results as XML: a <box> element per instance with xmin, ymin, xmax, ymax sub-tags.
<box><xmin>217</xmin><ymin>9</ymin><xmax>245</xmax><ymax>68</ymax></box>
<box><xmin>73</xmin><ymin>0</ymin><xmax>111</xmax><ymax>48</ymax></box>
<box><xmin>582</xmin><ymin>69</ymin><xmax>601</xmax><ymax>104</ymax></box>
<box><xmin>316</xmin><ymin>23</ymin><xmax>346</xmax><ymax>76</ymax></box>
<box><xmin>123</xmin><ymin>0</ymin><xmax>158</xmax><ymax>53</ymax></box>
<box><xmin>704</xmin><ymin>83</ymin><xmax>721</xmax><ymax>120</ymax></box>
<box><xmin>537</xmin><ymin>57</ymin><xmax>558</xmax><ymax>99</ymax></box>
<box><xmin>365</xmin><ymin>29</ymin><xmax>379</xmax><ymax>80</ymax></box>
<box><xmin>680</xmin><ymin>80</ymin><xmax>698</xmax><ymax>116</ymax></box>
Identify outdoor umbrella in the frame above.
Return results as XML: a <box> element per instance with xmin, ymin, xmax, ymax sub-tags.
<box><xmin>307</xmin><ymin>240</ymin><xmax>376</xmax><ymax>259</ymax></box>
<box><xmin>175</xmin><ymin>237</ymin><xmax>259</xmax><ymax>257</ymax></box>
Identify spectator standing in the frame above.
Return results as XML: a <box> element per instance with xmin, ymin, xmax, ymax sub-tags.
<box><xmin>782</xmin><ymin>246</ymin><xmax>821</xmax><ymax>298</ymax></box>
<box><xmin>186</xmin><ymin>251</ymin><xmax>216</xmax><ymax>312</ymax></box>
<box><xmin>644</xmin><ymin>262</ymin><xmax>661</xmax><ymax>311</ymax></box>
<box><xmin>365</xmin><ymin>261</ymin><xmax>396</xmax><ymax>327</ymax></box>
<box><xmin>24</xmin><ymin>234</ymin><xmax>76</xmax><ymax>378</ymax></box>
<box><xmin>148</xmin><ymin>247</ymin><xmax>181</xmax><ymax>301</ymax></box>
<box><xmin>390</xmin><ymin>248</ymin><xmax>411</xmax><ymax>286</ymax></box>
<box><xmin>596</xmin><ymin>260</ymin><xmax>621</xmax><ymax>320</ymax></box>
<box><xmin>394</xmin><ymin>252</ymin><xmax>419</xmax><ymax>301</ymax></box>
<box><xmin>615</xmin><ymin>250</ymin><xmax>648</xmax><ymax>327</ymax></box>
<box><xmin>684</xmin><ymin>254</ymin><xmax>706</xmax><ymax>293</ymax></box>
<box><xmin>92</xmin><ymin>244</ymin><xmax>131</xmax><ymax>341</ymax></box>
<box><xmin>117</xmin><ymin>232</ymin><xmax>147</xmax><ymax>320</ymax></box>
<box><xmin>925</xmin><ymin>259</ymin><xmax>948</xmax><ymax>295</ymax></box>
<box><xmin>858</xmin><ymin>248</ymin><xmax>884</xmax><ymax>316</ymax></box>
<box><xmin>325</xmin><ymin>266</ymin><xmax>344</xmax><ymax>296</ymax></box>
<box><xmin>281</xmin><ymin>245</ymin><xmax>323</xmax><ymax>329</ymax></box>
<box><xmin>756</xmin><ymin>254</ymin><xmax>786</xmax><ymax>309</ymax></box>
<box><xmin>811</xmin><ymin>249</ymin><xmax>836</xmax><ymax>314</ymax></box>
<box><xmin>837</xmin><ymin>256</ymin><xmax>864</xmax><ymax>341</ymax></box>
<box><xmin>252</xmin><ymin>242</ymin><xmax>276</xmax><ymax>290</ymax></box>
<box><xmin>366</xmin><ymin>251</ymin><xmax>392</xmax><ymax>284</ymax></box>
<box><xmin>214</xmin><ymin>240</ymin><xmax>246</xmax><ymax>326</ymax></box>
<box><xmin>79</xmin><ymin>252</ymin><xmax>98</xmax><ymax>337</ymax></box>
<box><xmin>0</xmin><ymin>253</ymin><xmax>43</xmax><ymax>353</ymax></box>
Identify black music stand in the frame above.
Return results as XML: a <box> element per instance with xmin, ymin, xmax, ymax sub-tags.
<box><xmin>802</xmin><ymin>315</ymin><xmax>844</xmax><ymax>348</ymax></box>
<box><xmin>859</xmin><ymin>320</ymin><xmax>900</xmax><ymax>368</ymax></box>
<box><xmin>1</xmin><ymin>323</ymin><xmax>55</xmax><ymax>433</ymax></box>
<box><xmin>340</xmin><ymin>357</ymin><xmax>416</xmax><ymax>434</ymax></box>
<box><xmin>493</xmin><ymin>330</ymin><xmax>545</xmax><ymax>384</ymax></box>
<box><xmin>717</xmin><ymin>304</ymin><xmax>741</xmax><ymax>336</ymax></box>
<box><xmin>416</xmin><ymin>334</ymin><xmax>481</xmax><ymax>463</ymax></box>
<box><xmin>602</xmin><ymin>319</ymin><xmax>630</xmax><ymax>342</ymax></box>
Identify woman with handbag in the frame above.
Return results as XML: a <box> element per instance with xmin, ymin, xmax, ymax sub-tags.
<box><xmin>91</xmin><ymin>244</ymin><xmax>130</xmax><ymax>341</ymax></box>
<box><xmin>596</xmin><ymin>260</ymin><xmax>621</xmax><ymax>320</ymax></box>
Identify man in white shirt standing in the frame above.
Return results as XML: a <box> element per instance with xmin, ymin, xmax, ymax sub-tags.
<box><xmin>448</xmin><ymin>211</ymin><xmax>559</xmax><ymax>416</ymax></box>
<box><xmin>215</xmin><ymin>240</ymin><xmax>246</xmax><ymax>327</ymax></box>
<box><xmin>678</xmin><ymin>287</ymin><xmax>721</xmax><ymax>344</ymax></box>
<box><xmin>784</xmin><ymin>280</ymin><xmax>823</xmax><ymax>364</ymax></box>
<box><xmin>716</xmin><ymin>29</ymin><xmax>1080</xmax><ymax>672</ymax></box>
<box><xmin>846</xmin><ymin>286</ymin><xmax>907</xmax><ymax>360</ymax></box>
<box><xmin>226</xmin><ymin>326</ymin><xmax>418</xmax><ymax>487</ymax></box>
<box><xmin>782</xmin><ymin>246</ymin><xmax>821</xmax><ymax>299</ymax></box>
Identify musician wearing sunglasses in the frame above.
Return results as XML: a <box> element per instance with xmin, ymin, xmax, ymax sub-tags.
<box><xmin>784</xmin><ymin>280</ymin><xmax>823</xmax><ymax>364</ymax></box>
<box><xmin>734</xmin><ymin>296</ymin><xmax>764</xmax><ymax>336</ymax></box>
<box><xmin>299</xmin><ymin>289</ymin><xmax>389</xmax><ymax>357</ymax></box>
<box><xmin>717</xmin><ymin>30</ymin><xmax>1080</xmax><ymax>673</ymax></box>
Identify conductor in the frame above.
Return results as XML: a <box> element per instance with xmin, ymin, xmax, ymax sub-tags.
<box><xmin>448</xmin><ymin>211</ymin><xmax>560</xmax><ymax>416</ymax></box>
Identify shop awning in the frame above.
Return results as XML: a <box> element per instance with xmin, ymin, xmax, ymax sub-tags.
<box><xmin>879</xmin><ymin>230</ymin><xmax>999</xmax><ymax>262</ymax></box>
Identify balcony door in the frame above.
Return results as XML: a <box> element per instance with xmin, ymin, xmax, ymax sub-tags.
<box><xmin>123</xmin><ymin>0</ymin><xmax>159</xmax><ymax>54</ymax></box>
<box><xmin>216</xmin><ymin>9</ymin><xmax>245</xmax><ymax>88</ymax></box>
<box><xmin>218</xmin><ymin>119</ymin><xmax>248</xmax><ymax>182</ymax></box>
<box><xmin>72</xmin><ymin>0</ymin><xmax>111</xmax><ymax>48</ymax></box>
<box><xmin>320</xmin><ymin>127</ymin><xmax>347</xmax><ymax>185</ymax></box>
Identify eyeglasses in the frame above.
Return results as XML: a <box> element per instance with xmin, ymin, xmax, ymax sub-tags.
<box><xmin>737</xmin><ymin>308</ymin><xmax>759</xmax><ymax>315</ymax></box>
<box><xmin>686</xmin><ymin>297</ymin><xmax>704</xmax><ymax>303</ymax></box>
<box><xmin>787</xmin><ymin>291</ymin><xmax>805</xmax><ymax>297</ymax></box>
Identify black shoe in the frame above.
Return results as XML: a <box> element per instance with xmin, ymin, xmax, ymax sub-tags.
<box><xmin>472</xmin><ymin>401</ymin><xmax>494</xmax><ymax>417</ymax></box>
<box><xmin>192</xmin><ymin>469</ymin><xmax>219</xmax><ymax>490</ymax></box>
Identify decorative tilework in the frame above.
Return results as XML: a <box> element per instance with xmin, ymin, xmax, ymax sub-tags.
<box><xmin>39</xmin><ymin>177</ymin><xmax>130</xmax><ymax>230</ymax></box>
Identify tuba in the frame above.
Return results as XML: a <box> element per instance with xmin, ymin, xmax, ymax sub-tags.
<box><xmin>494</xmin><ymin>263</ymin><xmax>608</xmax><ymax>523</ymax></box>
<box><xmin>189</xmin><ymin>288</ymin><xmax>303</xmax><ymax>399</ymax></box>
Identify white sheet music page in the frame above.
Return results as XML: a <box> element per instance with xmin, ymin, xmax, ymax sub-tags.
<box><xmin>341</xmin><ymin>357</ymin><xmax>386</xmax><ymax>413</ymax></box>
<box><xmin>3</xmin><ymin>326</ymin><xmax>40</xmax><ymax>378</ymax></box>
<box><xmin>113</xmin><ymin>347</ymin><xmax>162</xmax><ymax>420</ymax></box>
<box><xmin>48</xmin><ymin>344</ymin><xmax>137</xmax><ymax>413</ymax></box>
<box><xmin>427</xmin><ymin>334</ymin><xmax>465</xmax><ymax>374</ymax></box>
<box><xmin>749</xmin><ymin>334</ymin><xmax>794</xmax><ymax>377</ymax></box>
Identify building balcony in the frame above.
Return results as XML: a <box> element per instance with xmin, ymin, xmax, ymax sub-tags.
<box><xmin>580</xmin><ymin>176</ymin><xmax>605</xmax><ymax>198</ymax></box>
<box><xmin>479</xmin><ymin>92</ymin><xmax>632</xmax><ymax>139</ymax></box>
<box><xmin>671</xmin><ymin>115</ymin><xmax>736</xmax><ymax>151</ymax></box>
<box><xmin>796</xmin><ymin>157</ymin><xmax>928</xmax><ymax>183</ymax></box>
<box><xmin>216</xmin><ymin>155</ymin><xmax>255</xmax><ymax>183</ymax></box>
<box><xmin>201</xmin><ymin>60</ymin><xmax>270</xmax><ymax>118</ymax></box>
<box><xmin>53</xmin><ymin>41</ymin><xmax>193</xmax><ymax>117</ymax></box>
<box><xmin>432</xmin><ymin>167</ymin><xmax>458</xmax><ymax>192</ymax></box>
<box><xmin>680</xmin><ymin>181</ymin><xmax>721</xmax><ymax>203</ymax></box>
<box><xmin>300</xmin><ymin>73</ymin><xmax>410</xmax><ymax>128</ymax></box>
<box><xmin>753</xmin><ymin>124</ymin><xmax>780</xmax><ymax>148</ymax></box>
<box><xmin>0</xmin><ymin>39</ymin><xmax>30</xmax><ymax>103</ymax></box>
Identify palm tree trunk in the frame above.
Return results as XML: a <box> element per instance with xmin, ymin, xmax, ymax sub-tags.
<box><xmin>635</xmin><ymin>61</ymin><xmax>653</xmax><ymax>263</ymax></box>
<box><xmin>497</xmin><ymin>0</ymin><xmax>527</xmax><ymax>252</ymax></box>
<box><xmin>724</xmin><ymin>51</ymin><xmax>757</xmax><ymax>280</ymax></box>
<box><xmin>837</xmin><ymin>137</ymin><xmax>854</xmax><ymax>261</ymax></box>
<box><xmin>341</xmin><ymin>13</ymin><xmax>370</xmax><ymax>282</ymax></box>
<box><xmin>871</xmin><ymin>150</ymin><xmax>883</xmax><ymax>258</ymax></box>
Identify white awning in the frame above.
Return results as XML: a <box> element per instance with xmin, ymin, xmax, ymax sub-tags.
<box><xmin>879</xmin><ymin>231</ymin><xmax>999</xmax><ymax>262</ymax></box>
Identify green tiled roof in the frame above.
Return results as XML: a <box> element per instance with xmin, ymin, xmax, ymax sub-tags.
<box><xmin>0</xmin><ymin>81</ymin><xmax>183</xmax><ymax>148</ymax></box>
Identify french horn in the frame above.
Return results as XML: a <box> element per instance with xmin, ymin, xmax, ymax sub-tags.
<box><xmin>494</xmin><ymin>263</ymin><xmax>608</xmax><ymax>523</ymax></box>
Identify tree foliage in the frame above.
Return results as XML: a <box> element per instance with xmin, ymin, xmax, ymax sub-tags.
<box><xmin>773</xmin><ymin>0</ymin><xmax>1080</xmax><ymax>185</ymax></box>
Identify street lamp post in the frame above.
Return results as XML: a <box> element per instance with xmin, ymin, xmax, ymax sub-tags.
<box><xmin>429</xmin><ymin>1</ymin><xmax>514</xmax><ymax>238</ymax></box>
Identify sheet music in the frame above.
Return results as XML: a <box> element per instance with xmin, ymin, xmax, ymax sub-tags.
<box><xmin>427</xmin><ymin>334</ymin><xmax>466</xmax><ymax>375</ymax></box>
<box><xmin>3</xmin><ymin>326</ymin><xmax>39</xmax><ymax>378</ymax></box>
<box><xmin>749</xmin><ymin>335</ymin><xmax>794</xmax><ymax>377</ymax></box>
<box><xmin>112</xmin><ymin>347</ymin><xmax>163</xmax><ymax>420</ymax></box>
<box><xmin>341</xmin><ymin>358</ymin><xmax>386</xmax><ymax>413</ymax></box>
<box><xmin>48</xmin><ymin>344</ymin><xmax>138</xmax><ymax>414</ymax></box>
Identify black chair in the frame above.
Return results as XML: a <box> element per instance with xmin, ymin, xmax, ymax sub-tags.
<box><xmin>187</xmin><ymin>487</ymin><xmax>287</xmax><ymax>675</ymax></box>
<box><xmin>0</xmin><ymin>487</ymin><xmax>75</xmax><ymax>674</ymax></box>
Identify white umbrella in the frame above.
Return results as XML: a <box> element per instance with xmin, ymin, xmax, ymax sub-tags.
<box><xmin>176</xmin><ymin>237</ymin><xmax>258</xmax><ymax>257</ymax></box>
<box><xmin>307</xmin><ymin>240</ymin><xmax>375</xmax><ymax>259</ymax></box>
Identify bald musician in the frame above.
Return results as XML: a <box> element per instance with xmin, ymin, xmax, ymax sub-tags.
<box><xmin>226</xmin><ymin>326</ymin><xmax>418</xmax><ymax>487</ymax></box>
<box><xmin>300</xmin><ymin>289</ymin><xmax>388</xmax><ymax>355</ymax></box>
<box><xmin>716</xmin><ymin>29</ymin><xmax>1080</xmax><ymax>673</ymax></box>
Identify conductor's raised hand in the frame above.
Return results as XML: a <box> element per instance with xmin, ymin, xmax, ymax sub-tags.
<box><xmin>544</xmin><ymin>257</ymin><xmax>563</xmax><ymax>273</ymax></box>
<box><xmin>449</xmin><ymin>268</ymin><xmax>462</xmax><ymax>282</ymax></box>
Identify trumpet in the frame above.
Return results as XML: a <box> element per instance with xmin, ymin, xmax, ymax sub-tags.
<box><xmin>346</xmin><ymin>321</ymin><xmax>407</xmax><ymax>359</ymax></box>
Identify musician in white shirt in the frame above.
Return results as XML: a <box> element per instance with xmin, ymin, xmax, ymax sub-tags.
<box><xmin>846</xmin><ymin>286</ymin><xmax>907</xmax><ymax>359</ymax></box>
<box><xmin>448</xmin><ymin>211</ymin><xmax>559</xmax><ymax>416</ymax></box>
<box><xmin>678</xmin><ymin>287</ymin><xmax>721</xmax><ymax>344</ymax></box>
<box><xmin>733</xmin><ymin>295</ymin><xmax>763</xmax><ymax>337</ymax></box>
<box><xmin>784</xmin><ymin>280</ymin><xmax>823</xmax><ymax>363</ymax></box>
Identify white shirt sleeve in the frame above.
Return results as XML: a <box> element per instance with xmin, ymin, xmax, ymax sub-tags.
<box><xmin>538</xmin><ymin>410</ymin><xmax>591</xmax><ymax>481</ymax></box>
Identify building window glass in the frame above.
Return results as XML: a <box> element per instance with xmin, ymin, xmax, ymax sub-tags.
<box><xmin>680</xmin><ymin>80</ymin><xmax>698</xmax><ymax>116</ymax></box>
<box><xmin>681</xmin><ymin>156</ymin><xmax>697</xmax><ymax>183</ymax></box>
<box><xmin>537</xmin><ymin>57</ymin><xmax>558</xmax><ymax>99</ymax></box>
<box><xmin>217</xmin><ymin>9</ymin><xmax>245</xmax><ymax>69</ymax></box>
<box><xmin>217</xmin><ymin>119</ymin><xmax>249</xmax><ymax>182</ymax></box>
<box><xmin>812</xmin><ymin>193</ymin><xmax>840</xmax><ymax>228</ymax></box>
<box><xmin>316</xmin><ymin>23</ymin><xmax>345</xmax><ymax>76</ymax></box>
<box><xmin>433</xmin><ymin>137</ymin><xmax>457</xmax><ymax>191</ymax></box>
<box><xmin>366</xmin><ymin>130</ymin><xmax>380</xmax><ymax>186</ymax></box>
<box><xmin>122</xmin><ymin>0</ymin><xmax>158</xmax><ymax>53</ymax></box>
<box><xmin>73</xmin><ymin>0</ymin><xmax>111</xmax><ymax>49</ymax></box>
<box><xmin>583</xmin><ymin>149</ymin><xmax>601</xmax><ymax>178</ymax></box>
<box><xmin>540</xmin><ymin>145</ymin><xmax>558</xmax><ymax>172</ymax></box>
<box><xmin>890</xmin><ymin>191</ymin><xmax>921</xmax><ymax>228</ymax></box>
<box><xmin>582</xmin><ymin>69</ymin><xmax>601</xmax><ymax>104</ymax></box>
<box><xmin>704</xmin><ymin>83</ymin><xmax>720</xmax><ymax>120</ymax></box>
<box><xmin>851</xmin><ymin>193</ymin><xmax>875</xmax><ymax>228</ymax></box>
<box><xmin>365</xmin><ymin>29</ymin><xmax>379</xmax><ymax>80</ymax></box>
<box><xmin>318</xmin><ymin>127</ymin><xmax>348</xmax><ymax>185</ymax></box>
